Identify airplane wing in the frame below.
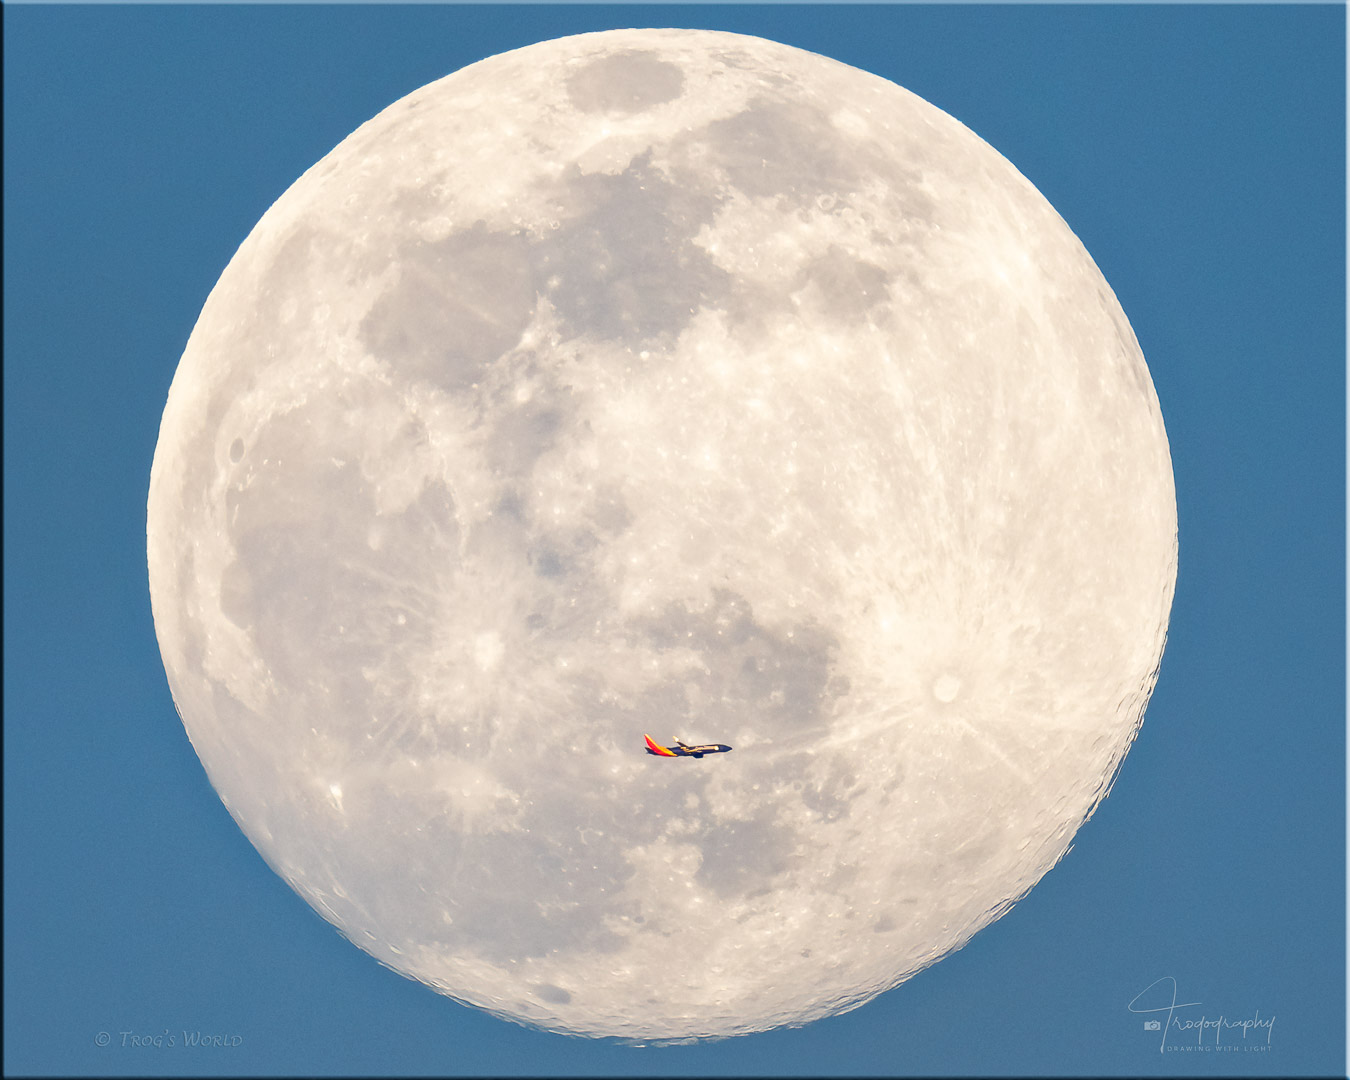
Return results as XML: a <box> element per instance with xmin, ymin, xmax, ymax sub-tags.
<box><xmin>644</xmin><ymin>733</ymin><xmax>678</xmax><ymax>757</ymax></box>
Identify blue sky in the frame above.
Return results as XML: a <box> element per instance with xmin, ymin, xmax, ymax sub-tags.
<box><xmin>4</xmin><ymin>4</ymin><xmax>1344</xmax><ymax>1076</ymax></box>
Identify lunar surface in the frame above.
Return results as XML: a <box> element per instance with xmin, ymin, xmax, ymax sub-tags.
<box><xmin>147</xmin><ymin>29</ymin><xmax>1177</xmax><ymax>1040</ymax></box>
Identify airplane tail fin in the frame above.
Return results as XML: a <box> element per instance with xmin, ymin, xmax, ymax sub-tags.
<box><xmin>644</xmin><ymin>733</ymin><xmax>678</xmax><ymax>757</ymax></box>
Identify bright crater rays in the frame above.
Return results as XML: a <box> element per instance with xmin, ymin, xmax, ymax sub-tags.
<box><xmin>147</xmin><ymin>29</ymin><xmax>1177</xmax><ymax>1041</ymax></box>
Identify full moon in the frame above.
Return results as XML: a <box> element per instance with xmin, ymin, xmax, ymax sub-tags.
<box><xmin>148</xmin><ymin>29</ymin><xmax>1176</xmax><ymax>1041</ymax></box>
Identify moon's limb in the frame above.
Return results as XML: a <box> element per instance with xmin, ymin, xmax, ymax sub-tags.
<box><xmin>147</xmin><ymin>29</ymin><xmax>1176</xmax><ymax>1041</ymax></box>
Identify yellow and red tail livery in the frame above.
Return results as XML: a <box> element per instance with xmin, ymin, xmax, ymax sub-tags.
<box><xmin>644</xmin><ymin>733</ymin><xmax>679</xmax><ymax>756</ymax></box>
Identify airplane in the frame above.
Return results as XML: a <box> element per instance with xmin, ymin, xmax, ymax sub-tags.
<box><xmin>644</xmin><ymin>734</ymin><xmax>733</xmax><ymax>759</ymax></box>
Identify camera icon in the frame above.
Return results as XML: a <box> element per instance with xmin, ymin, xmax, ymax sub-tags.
<box><xmin>1143</xmin><ymin>1020</ymin><xmax>1161</xmax><ymax>1031</ymax></box>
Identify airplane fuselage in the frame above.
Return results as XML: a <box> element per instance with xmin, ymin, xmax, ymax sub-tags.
<box><xmin>644</xmin><ymin>734</ymin><xmax>733</xmax><ymax>758</ymax></box>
